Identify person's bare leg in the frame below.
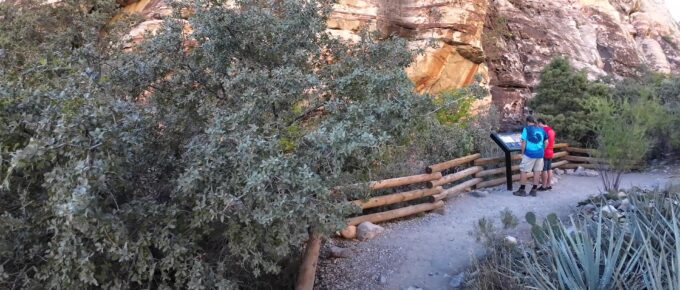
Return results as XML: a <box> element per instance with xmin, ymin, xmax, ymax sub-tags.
<box><xmin>547</xmin><ymin>170</ymin><xmax>552</xmax><ymax>187</ymax></box>
<box><xmin>520</xmin><ymin>172</ymin><xmax>527</xmax><ymax>186</ymax></box>
<box><xmin>542</xmin><ymin>171</ymin><xmax>548</xmax><ymax>188</ymax></box>
<box><xmin>532</xmin><ymin>171</ymin><xmax>541</xmax><ymax>187</ymax></box>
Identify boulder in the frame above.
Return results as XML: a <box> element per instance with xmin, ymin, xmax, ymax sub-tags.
<box><xmin>356</xmin><ymin>222</ymin><xmax>385</xmax><ymax>241</ymax></box>
<box><xmin>554</xmin><ymin>168</ymin><xmax>565</xmax><ymax>175</ymax></box>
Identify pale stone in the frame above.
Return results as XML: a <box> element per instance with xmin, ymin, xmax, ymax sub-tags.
<box><xmin>504</xmin><ymin>235</ymin><xmax>518</xmax><ymax>246</ymax></box>
<box><xmin>340</xmin><ymin>225</ymin><xmax>357</xmax><ymax>239</ymax></box>
<box><xmin>356</xmin><ymin>222</ymin><xmax>385</xmax><ymax>241</ymax></box>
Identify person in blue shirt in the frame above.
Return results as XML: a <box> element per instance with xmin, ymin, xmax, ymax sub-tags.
<box><xmin>513</xmin><ymin>116</ymin><xmax>548</xmax><ymax>197</ymax></box>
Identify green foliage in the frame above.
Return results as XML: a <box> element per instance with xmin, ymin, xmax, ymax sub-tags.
<box><xmin>528</xmin><ymin>57</ymin><xmax>607</xmax><ymax>146</ymax></box>
<box><xmin>587</xmin><ymin>96</ymin><xmax>663</xmax><ymax>191</ymax></box>
<box><xmin>0</xmin><ymin>0</ymin><xmax>438</xmax><ymax>288</ymax></box>
<box><xmin>610</xmin><ymin>72</ymin><xmax>680</xmax><ymax>155</ymax></box>
<box><xmin>468</xmin><ymin>188</ymin><xmax>680</xmax><ymax>290</ymax></box>
<box><xmin>500</xmin><ymin>208</ymin><xmax>518</xmax><ymax>229</ymax></box>
<box><xmin>471</xmin><ymin>217</ymin><xmax>497</xmax><ymax>246</ymax></box>
<box><xmin>367</xmin><ymin>79</ymin><xmax>499</xmax><ymax>181</ymax></box>
<box><xmin>433</xmin><ymin>91</ymin><xmax>474</xmax><ymax>125</ymax></box>
<box><xmin>531</xmin><ymin>57</ymin><xmax>679</xmax><ymax>158</ymax></box>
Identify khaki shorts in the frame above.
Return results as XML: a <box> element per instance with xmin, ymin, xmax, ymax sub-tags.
<box><xmin>520</xmin><ymin>155</ymin><xmax>544</xmax><ymax>173</ymax></box>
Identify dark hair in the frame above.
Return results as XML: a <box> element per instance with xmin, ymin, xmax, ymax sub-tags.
<box><xmin>526</xmin><ymin>116</ymin><xmax>536</xmax><ymax>124</ymax></box>
<box><xmin>537</xmin><ymin>118</ymin><xmax>546</xmax><ymax>124</ymax></box>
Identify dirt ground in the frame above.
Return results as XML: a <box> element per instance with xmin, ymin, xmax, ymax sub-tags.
<box><xmin>315</xmin><ymin>166</ymin><xmax>680</xmax><ymax>290</ymax></box>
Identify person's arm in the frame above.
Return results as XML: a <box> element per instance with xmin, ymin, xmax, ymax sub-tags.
<box><xmin>520</xmin><ymin>128</ymin><xmax>527</xmax><ymax>155</ymax></box>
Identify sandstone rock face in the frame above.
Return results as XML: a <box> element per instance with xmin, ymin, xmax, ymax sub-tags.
<box><xmin>484</xmin><ymin>0</ymin><xmax>680</xmax><ymax>125</ymax></box>
<box><xmin>327</xmin><ymin>0</ymin><xmax>490</xmax><ymax>94</ymax></box>
<box><xmin>117</xmin><ymin>0</ymin><xmax>680</xmax><ymax>122</ymax></box>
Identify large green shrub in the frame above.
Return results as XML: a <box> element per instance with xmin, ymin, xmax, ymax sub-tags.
<box><xmin>610</xmin><ymin>72</ymin><xmax>680</xmax><ymax>156</ymax></box>
<box><xmin>528</xmin><ymin>57</ymin><xmax>608</xmax><ymax>146</ymax></box>
<box><xmin>0</xmin><ymin>0</ymin><xmax>436</xmax><ymax>288</ymax></box>
<box><xmin>587</xmin><ymin>96</ymin><xmax>664</xmax><ymax>191</ymax></box>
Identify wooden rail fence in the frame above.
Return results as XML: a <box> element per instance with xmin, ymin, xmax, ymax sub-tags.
<box><xmin>296</xmin><ymin>142</ymin><xmax>604</xmax><ymax>290</ymax></box>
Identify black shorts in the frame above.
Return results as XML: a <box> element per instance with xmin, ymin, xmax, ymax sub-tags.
<box><xmin>543</xmin><ymin>158</ymin><xmax>552</xmax><ymax>171</ymax></box>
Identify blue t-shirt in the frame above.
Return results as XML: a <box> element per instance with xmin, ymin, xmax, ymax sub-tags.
<box><xmin>521</xmin><ymin>125</ymin><xmax>546</xmax><ymax>158</ymax></box>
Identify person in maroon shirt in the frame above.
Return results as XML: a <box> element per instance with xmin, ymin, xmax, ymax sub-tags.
<box><xmin>538</xmin><ymin>118</ymin><xmax>556</xmax><ymax>191</ymax></box>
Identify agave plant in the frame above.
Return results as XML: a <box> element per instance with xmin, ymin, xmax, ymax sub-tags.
<box><xmin>628</xmin><ymin>190</ymin><xmax>680</xmax><ymax>290</ymax></box>
<box><xmin>520</xmin><ymin>212</ymin><xmax>643</xmax><ymax>290</ymax></box>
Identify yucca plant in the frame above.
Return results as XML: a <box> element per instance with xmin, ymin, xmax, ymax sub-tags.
<box><xmin>520</xmin><ymin>213</ymin><xmax>642</xmax><ymax>290</ymax></box>
<box><xmin>628</xmin><ymin>190</ymin><xmax>680</xmax><ymax>290</ymax></box>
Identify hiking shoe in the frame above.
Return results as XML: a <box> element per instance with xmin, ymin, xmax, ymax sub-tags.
<box><xmin>529</xmin><ymin>188</ymin><xmax>538</xmax><ymax>197</ymax></box>
<box><xmin>544</xmin><ymin>186</ymin><xmax>553</xmax><ymax>191</ymax></box>
<box><xmin>513</xmin><ymin>188</ymin><xmax>527</xmax><ymax>196</ymax></box>
<box><xmin>537</xmin><ymin>186</ymin><xmax>548</xmax><ymax>191</ymax></box>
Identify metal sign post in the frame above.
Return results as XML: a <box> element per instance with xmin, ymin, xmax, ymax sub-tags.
<box><xmin>490</xmin><ymin>133</ymin><xmax>522</xmax><ymax>190</ymax></box>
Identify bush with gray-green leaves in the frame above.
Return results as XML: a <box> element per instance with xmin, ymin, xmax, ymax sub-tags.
<box><xmin>0</xmin><ymin>0</ymin><xmax>443</xmax><ymax>288</ymax></box>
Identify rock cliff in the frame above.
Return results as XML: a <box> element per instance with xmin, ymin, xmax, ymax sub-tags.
<box><xmin>120</xmin><ymin>0</ymin><xmax>680</xmax><ymax>121</ymax></box>
<box><xmin>484</xmin><ymin>0</ymin><xmax>680</xmax><ymax>123</ymax></box>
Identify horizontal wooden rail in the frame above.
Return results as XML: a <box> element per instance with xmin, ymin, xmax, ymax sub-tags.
<box><xmin>475</xmin><ymin>165</ymin><xmax>520</xmax><ymax>178</ymax></box>
<box><xmin>552</xmin><ymin>151</ymin><xmax>568</xmax><ymax>159</ymax></box>
<box><xmin>351</xmin><ymin>187</ymin><xmax>444</xmax><ymax>209</ymax></box>
<box><xmin>474</xmin><ymin>154</ymin><xmax>522</xmax><ymax>166</ymax></box>
<box><xmin>428</xmin><ymin>166</ymin><xmax>483</xmax><ymax>188</ymax></box>
<box><xmin>565</xmin><ymin>147</ymin><xmax>595</xmax><ymax>155</ymax></box>
<box><xmin>347</xmin><ymin>201</ymin><xmax>444</xmax><ymax>226</ymax></box>
<box><xmin>564</xmin><ymin>155</ymin><xmax>602</xmax><ymax>163</ymax></box>
<box><xmin>367</xmin><ymin>172</ymin><xmax>442</xmax><ymax>190</ymax></box>
<box><xmin>295</xmin><ymin>233</ymin><xmax>322</xmax><ymax>290</ymax></box>
<box><xmin>426</xmin><ymin>153</ymin><xmax>481</xmax><ymax>173</ymax></box>
<box><xmin>551</xmin><ymin>160</ymin><xmax>569</xmax><ymax>168</ymax></box>
<box><xmin>553</xmin><ymin>143</ymin><xmax>569</xmax><ymax>149</ymax></box>
<box><xmin>431</xmin><ymin>178</ymin><xmax>482</xmax><ymax>201</ymax></box>
<box><xmin>477</xmin><ymin>172</ymin><xmax>534</xmax><ymax>189</ymax></box>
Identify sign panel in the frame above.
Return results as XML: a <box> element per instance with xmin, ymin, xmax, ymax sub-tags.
<box><xmin>493</xmin><ymin>132</ymin><xmax>522</xmax><ymax>151</ymax></box>
<box><xmin>490</xmin><ymin>132</ymin><xmax>523</xmax><ymax>190</ymax></box>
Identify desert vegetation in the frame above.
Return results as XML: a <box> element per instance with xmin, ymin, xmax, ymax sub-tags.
<box><xmin>467</xmin><ymin>186</ymin><xmax>680</xmax><ymax>290</ymax></box>
<box><xmin>0</xmin><ymin>0</ymin><xmax>496</xmax><ymax>288</ymax></box>
<box><xmin>530</xmin><ymin>57</ymin><xmax>679</xmax><ymax>190</ymax></box>
<box><xmin>466</xmin><ymin>57</ymin><xmax>680</xmax><ymax>289</ymax></box>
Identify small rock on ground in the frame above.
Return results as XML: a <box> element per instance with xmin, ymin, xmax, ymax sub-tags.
<box><xmin>469</xmin><ymin>190</ymin><xmax>489</xmax><ymax>198</ymax></box>
<box><xmin>618</xmin><ymin>198</ymin><xmax>631</xmax><ymax>211</ymax></box>
<box><xmin>504</xmin><ymin>235</ymin><xmax>518</xmax><ymax>246</ymax></box>
<box><xmin>449</xmin><ymin>272</ymin><xmax>466</xmax><ymax>288</ymax></box>
<box><xmin>582</xmin><ymin>203</ymin><xmax>597</xmax><ymax>214</ymax></box>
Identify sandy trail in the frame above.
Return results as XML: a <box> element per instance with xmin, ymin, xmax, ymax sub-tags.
<box><xmin>316</xmin><ymin>168</ymin><xmax>680</xmax><ymax>290</ymax></box>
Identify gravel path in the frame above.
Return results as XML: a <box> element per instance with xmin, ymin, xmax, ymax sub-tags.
<box><xmin>316</xmin><ymin>167</ymin><xmax>680</xmax><ymax>290</ymax></box>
